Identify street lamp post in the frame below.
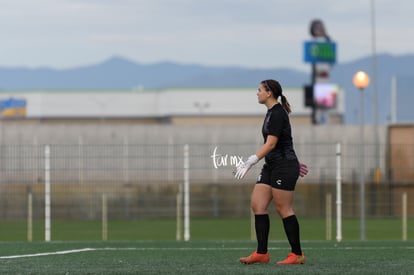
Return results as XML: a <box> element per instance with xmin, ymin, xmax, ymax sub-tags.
<box><xmin>353</xmin><ymin>71</ymin><xmax>370</xmax><ymax>241</ymax></box>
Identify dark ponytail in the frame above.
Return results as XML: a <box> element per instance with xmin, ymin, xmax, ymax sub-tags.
<box><xmin>281</xmin><ymin>95</ymin><xmax>291</xmax><ymax>114</ymax></box>
<box><xmin>261</xmin><ymin>79</ymin><xmax>292</xmax><ymax>114</ymax></box>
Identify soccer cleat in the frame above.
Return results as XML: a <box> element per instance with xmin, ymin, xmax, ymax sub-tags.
<box><xmin>239</xmin><ymin>250</ymin><xmax>270</xmax><ymax>264</ymax></box>
<box><xmin>276</xmin><ymin>252</ymin><xmax>306</xmax><ymax>265</ymax></box>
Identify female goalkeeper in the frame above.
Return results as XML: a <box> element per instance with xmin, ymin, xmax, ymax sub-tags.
<box><xmin>234</xmin><ymin>79</ymin><xmax>308</xmax><ymax>265</ymax></box>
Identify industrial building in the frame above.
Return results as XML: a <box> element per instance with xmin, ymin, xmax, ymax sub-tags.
<box><xmin>0</xmin><ymin>87</ymin><xmax>344</xmax><ymax>125</ymax></box>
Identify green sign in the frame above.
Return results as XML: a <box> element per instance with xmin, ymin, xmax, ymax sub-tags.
<box><xmin>304</xmin><ymin>41</ymin><xmax>336</xmax><ymax>63</ymax></box>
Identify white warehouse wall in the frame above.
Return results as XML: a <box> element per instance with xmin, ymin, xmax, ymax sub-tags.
<box><xmin>0</xmin><ymin>87</ymin><xmax>344</xmax><ymax>118</ymax></box>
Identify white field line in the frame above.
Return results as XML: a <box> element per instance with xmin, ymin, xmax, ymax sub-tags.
<box><xmin>1</xmin><ymin>246</ymin><xmax>413</xmax><ymax>259</ymax></box>
<box><xmin>0</xmin><ymin>248</ymin><xmax>96</xmax><ymax>259</ymax></box>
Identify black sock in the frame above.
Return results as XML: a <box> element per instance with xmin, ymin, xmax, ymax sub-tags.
<box><xmin>255</xmin><ymin>214</ymin><xmax>270</xmax><ymax>254</ymax></box>
<box><xmin>282</xmin><ymin>215</ymin><xmax>302</xmax><ymax>255</ymax></box>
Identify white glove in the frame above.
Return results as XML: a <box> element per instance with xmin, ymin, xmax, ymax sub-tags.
<box><xmin>234</xmin><ymin>155</ymin><xmax>259</xmax><ymax>179</ymax></box>
<box><xmin>299</xmin><ymin>162</ymin><xmax>309</xmax><ymax>177</ymax></box>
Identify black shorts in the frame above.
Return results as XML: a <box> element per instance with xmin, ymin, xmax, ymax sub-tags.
<box><xmin>256</xmin><ymin>159</ymin><xmax>300</xmax><ymax>191</ymax></box>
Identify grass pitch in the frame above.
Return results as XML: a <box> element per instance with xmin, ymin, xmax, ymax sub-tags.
<box><xmin>0</xmin><ymin>240</ymin><xmax>413</xmax><ymax>274</ymax></box>
<box><xmin>1</xmin><ymin>218</ymin><xmax>412</xmax><ymax>241</ymax></box>
<box><xmin>0</xmin><ymin>218</ymin><xmax>412</xmax><ymax>274</ymax></box>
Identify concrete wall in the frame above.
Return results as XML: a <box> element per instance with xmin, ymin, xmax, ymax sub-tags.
<box><xmin>388</xmin><ymin>124</ymin><xmax>414</xmax><ymax>182</ymax></box>
<box><xmin>0</xmin><ymin>122</ymin><xmax>389</xmax><ymax>185</ymax></box>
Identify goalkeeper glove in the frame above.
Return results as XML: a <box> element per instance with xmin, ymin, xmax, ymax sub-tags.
<box><xmin>299</xmin><ymin>162</ymin><xmax>308</xmax><ymax>177</ymax></box>
<box><xmin>234</xmin><ymin>154</ymin><xmax>259</xmax><ymax>179</ymax></box>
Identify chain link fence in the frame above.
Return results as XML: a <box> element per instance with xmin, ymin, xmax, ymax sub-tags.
<box><xmin>0</xmin><ymin>142</ymin><xmax>412</xmax><ymax>219</ymax></box>
<box><xmin>0</xmin><ymin>122</ymin><xmax>413</xmax><ymax>240</ymax></box>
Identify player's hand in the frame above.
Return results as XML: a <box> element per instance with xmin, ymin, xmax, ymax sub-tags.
<box><xmin>299</xmin><ymin>162</ymin><xmax>308</xmax><ymax>177</ymax></box>
<box><xmin>234</xmin><ymin>155</ymin><xmax>258</xmax><ymax>180</ymax></box>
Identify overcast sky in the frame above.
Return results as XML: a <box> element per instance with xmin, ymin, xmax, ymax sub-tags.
<box><xmin>0</xmin><ymin>0</ymin><xmax>413</xmax><ymax>71</ymax></box>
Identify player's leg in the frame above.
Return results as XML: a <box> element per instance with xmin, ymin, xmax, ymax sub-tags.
<box><xmin>240</xmin><ymin>183</ymin><xmax>272</xmax><ymax>264</ymax></box>
<box><xmin>251</xmin><ymin>183</ymin><xmax>273</xmax><ymax>252</ymax></box>
<box><xmin>272</xmin><ymin>188</ymin><xmax>305</xmax><ymax>264</ymax></box>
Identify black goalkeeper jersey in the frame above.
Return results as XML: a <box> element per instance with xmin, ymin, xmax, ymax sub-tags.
<box><xmin>262</xmin><ymin>103</ymin><xmax>298</xmax><ymax>163</ymax></box>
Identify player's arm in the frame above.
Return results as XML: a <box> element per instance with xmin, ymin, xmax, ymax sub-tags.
<box><xmin>259</xmin><ymin>135</ymin><xmax>308</xmax><ymax>177</ymax></box>
<box><xmin>234</xmin><ymin>135</ymin><xmax>278</xmax><ymax>180</ymax></box>
<box><xmin>255</xmin><ymin>135</ymin><xmax>278</xmax><ymax>160</ymax></box>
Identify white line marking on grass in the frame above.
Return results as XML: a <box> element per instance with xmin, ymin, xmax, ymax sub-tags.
<box><xmin>1</xmin><ymin>246</ymin><xmax>413</xmax><ymax>259</ymax></box>
<box><xmin>0</xmin><ymin>248</ymin><xmax>96</xmax><ymax>259</ymax></box>
<box><xmin>0</xmin><ymin>247</ymin><xmax>254</xmax><ymax>259</ymax></box>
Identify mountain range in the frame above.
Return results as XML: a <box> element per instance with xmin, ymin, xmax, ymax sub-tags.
<box><xmin>0</xmin><ymin>54</ymin><xmax>413</xmax><ymax>124</ymax></box>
